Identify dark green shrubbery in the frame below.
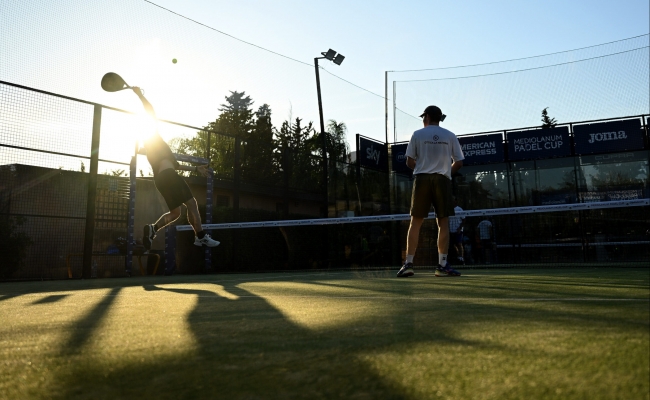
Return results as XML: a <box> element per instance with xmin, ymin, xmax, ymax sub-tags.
<box><xmin>0</xmin><ymin>217</ymin><xmax>32</xmax><ymax>278</ymax></box>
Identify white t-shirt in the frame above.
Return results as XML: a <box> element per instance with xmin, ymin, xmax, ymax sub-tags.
<box><xmin>405</xmin><ymin>125</ymin><xmax>464</xmax><ymax>179</ymax></box>
<box><xmin>477</xmin><ymin>220</ymin><xmax>493</xmax><ymax>240</ymax></box>
<box><xmin>449</xmin><ymin>206</ymin><xmax>464</xmax><ymax>233</ymax></box>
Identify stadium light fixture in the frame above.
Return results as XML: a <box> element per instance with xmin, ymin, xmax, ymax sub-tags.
<box><xmin>322</xmin><ymin>49</ymin><xmax>337</xmax><ymax>61</ymax></box>
<box><xmin>333</xmin><ymin>54</ymin><xmax>345</xmax><ymax>65</ymax></box>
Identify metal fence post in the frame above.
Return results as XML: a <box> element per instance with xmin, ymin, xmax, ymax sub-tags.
<box><xmin>233</xmin><ymin>136</ymin><xmax>241</xmax><ymax>221</ymax></box>
<box><xmin>82</xmin><ymin>105</ymin><xmax>101</xmax><ymax>278</ymax></box>
<box><xmin>205</xmin><ymin>168</ymin><xmax>213</xmax><ymax>271</ymax></box>
<box><xmin>126</xmin><ymin>155</ymin><xmax>136</xmax><ymax>275</ymax></box>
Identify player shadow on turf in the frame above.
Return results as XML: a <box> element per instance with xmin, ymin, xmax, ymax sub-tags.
<box><xmin>60</xmin><ymin>287</ymin><xmax>122</xmax><ymax>354</ymax></box>
<box><xmin>48</xmin><ymin>275</ymin><xmax>649</xmax><ymax>399</ymax></box>
<box><xmin>49</xmin><ymin>280</ymin><xmax>478</xmax><ymax>399</ymax></box>
<box><xmin>0</xmin><ymin>293</ymin><xmax>23</xmax><ymax>303</ymax></box>
<box><xmin>30</xmin><ymin>294</ymin><xmax>70</xmax><ymax>304</ymax></box>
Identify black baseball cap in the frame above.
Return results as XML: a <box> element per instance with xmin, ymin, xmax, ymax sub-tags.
<box><xmin>419</xmin><ymin>105</ymin><xmax>446</xmax><ymax>121</ymax></box>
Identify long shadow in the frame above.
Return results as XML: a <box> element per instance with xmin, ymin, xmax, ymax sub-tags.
<box><xmin>31</xmin><ymin>294</ymin><xmax>69</xmax><ymax>305</ymax></box>
<box><xmin>51</xmin><ymin>279</ymin><xmax>490</xmax><ymax>399</ymax></box>
<box><xmin>61</xmin><ymin>287</ymin><xmax>122</xmax><ymax>353</ymax></box>
<box><xmin>46</xmin><ymin>272</ymin><xmax>650</xmax><ymax>399</ymax></box>
<box><xmin>0</xmin><ymin>294</ymin><xmax>22</xmax><ymax>303</ymax></box>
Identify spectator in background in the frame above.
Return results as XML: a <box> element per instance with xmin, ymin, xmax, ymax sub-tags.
<box><xmin>477</xmin><ymin>218</ymin><xmax>494</xmax><ymax>264</ymax></box>
<box><xmin>448</xmin><ymin>197</ymin><xmax>465</xmax><ymax>264</ymax></box>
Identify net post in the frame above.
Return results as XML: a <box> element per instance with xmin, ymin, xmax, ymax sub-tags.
<box><xmin>82</xmin><ymin>105</ymin><xmax>101</xmax><ymax>279</ymax></box>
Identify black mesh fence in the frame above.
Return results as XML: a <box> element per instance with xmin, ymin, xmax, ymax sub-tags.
<box><xmin>1</xmin><ymin>80</ymin><xmax>648</xmax><ymax>280</ymax></box>
<box><xmin>0</xmin><ymin>83</ymin><xmax>93</xmax><ymax>280</ymax></box>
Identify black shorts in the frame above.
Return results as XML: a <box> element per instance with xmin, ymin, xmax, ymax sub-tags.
<box><xmin>410</xmin><ymin>173</ymin><xmax>455</xmax><ymax>219</ymax></box>
<box><xmin>154</xmin><ymin>168</ymin><xmax>194</xmax><ymax>210</ymax></box>
<box><xmin>451</xmin><ymin>232</ymin><xmax>464</xmax><ymax>244</ymax></box>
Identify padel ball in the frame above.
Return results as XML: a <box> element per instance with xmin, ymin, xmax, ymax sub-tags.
<box><xmin>172</xmin><ymin>58</ymin><xmax>177</xmax><ymax>64</ymax></box>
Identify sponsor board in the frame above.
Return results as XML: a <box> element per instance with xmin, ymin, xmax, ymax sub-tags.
<box><xmin>390</xmin><ymin>143</ymin><xmax>412</xmax><ymax>175</ymax></box>
<box><xmin>458</xmin><ymin>133</ymin><xmax>504</xmax><ymax>165</ymax></box>
<box><xmin>358</xmin><ymin>137</ymin><xmax>388</xmax><ymax>171</ymax></box>
<box><xmin>579</xmin><ymin>189</ymin><xmax>644</xmax><ymax>202</ymax></box>
<box><xmin>507</xmin><ymin>127</ymin><xmax>571</xmax><ymax>160</ymax></box>
<box><xmin>574</xmin><ymin>119</ymin><xmax>644</xmax><ymax>155</ymax></box>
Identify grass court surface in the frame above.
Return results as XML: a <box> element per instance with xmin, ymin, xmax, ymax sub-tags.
<box><xmin>0</xmin><ymin>268</ymin><xmax>648</xmax><ymax>400</ymax></box>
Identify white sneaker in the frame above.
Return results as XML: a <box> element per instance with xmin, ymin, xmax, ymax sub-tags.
<box><xmin>194</xmin><ymin>234</ymin><xmax>220</xmax><ymax>247</ymax></box>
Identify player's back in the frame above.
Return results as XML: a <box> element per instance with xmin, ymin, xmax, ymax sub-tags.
<box><xmin>406</xmin><ymin>125</ymin><xmax>463</xmax><ymax>178</ymax></box>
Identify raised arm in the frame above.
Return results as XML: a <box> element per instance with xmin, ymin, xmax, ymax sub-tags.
<box><xmin>131</xmin><ymin>87</ymin><xmax>156</xmax><ymax>117</ymax></box>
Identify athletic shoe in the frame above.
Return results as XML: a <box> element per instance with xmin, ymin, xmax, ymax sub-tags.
<box><xmin>194</xmin><ymin>234</ymin><xmax>220</xmax><ymax>247</ymax></box>
<box><xmin>143</xmin><ymin>224</ymin><xmax>156</xmax><ymax>250</ymax></box>
<box><xmin>396</xmin><ymin>262</ymin><xmax>414</xmax><ymax>278</ymax></box>
<box><xmin>435</xmin><ymin>263</ymin><xmax>461</xmax><ymax>277</ymax></box>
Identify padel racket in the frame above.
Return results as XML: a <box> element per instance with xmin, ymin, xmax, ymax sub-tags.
<box><xmin>101</xmin><ymin>72</ymin><xmax>132</xmax><ymax>92</ymax></box>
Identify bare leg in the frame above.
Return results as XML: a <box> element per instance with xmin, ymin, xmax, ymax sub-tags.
<box><xmin>455</xmin><ymin>241</ymin><xmax>464</xmax><ymax>259</ymax></box>
<box><xmin>184</xmin><ymin>198</ymin><xmax>203</xmax><ymax>235</ymax></box>
<box><xmin>437</xmin><ymin>217</ymin><xmax>450</xmax><ymax>256</ymax></box>
<box><xmin>406</xmin><ymin>217</ymin><xmax>424</xmax><ymax>256</ymax></box>
<box><xmin>154</xmin><ymin>207</ymin><xmax>181</xmax><ymax>231</ymax></box>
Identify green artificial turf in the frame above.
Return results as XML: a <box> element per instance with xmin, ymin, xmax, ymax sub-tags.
<box><xmin>0</xmin><ymin>269</ymin><xmax>648</xmax><ymax>400</ymax></box>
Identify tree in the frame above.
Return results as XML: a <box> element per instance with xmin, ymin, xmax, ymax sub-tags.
<box><xmin>174</xmin><ymin>91</ymin><xmax>255</xmax><ymax>179</ymax></box>
<box><xmin>169</xmin><ymin>90</ymin><xmax>347</xmax><ymax>197</ymax></box>
<box><xmin>541</xmin><ymin>107</ymin><xmax>557</xmax><ymax>128</ymax></box>
<box><xmin>325</xmin><ymin>119</ymin><xmax>350</xmax><ymax>163</ymax></box>
<box><xmin>274</xmin><ymin>117</ymin><xmax>321</xmax><ymax>192</ymax></box>
<box><xmin>241</xmin><ymin>104</ymin><xmax>278</xmax><ymax>184</ymax></box>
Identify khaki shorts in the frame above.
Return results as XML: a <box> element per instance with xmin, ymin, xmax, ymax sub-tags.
<box><xmin>410</xmin><ymin>173</ymin><xmax>455</xmax><ymax>219</ymax></box>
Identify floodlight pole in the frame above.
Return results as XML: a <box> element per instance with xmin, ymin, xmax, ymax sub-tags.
<box><xmin>385</xmin><ymin>71</ymin><xmax>389</xmax><ymax>144</ymax></box>
<box><xmin>314</xmin><ymin>56</ymin><xmax>328</xmax><ymax>217</ymax></box>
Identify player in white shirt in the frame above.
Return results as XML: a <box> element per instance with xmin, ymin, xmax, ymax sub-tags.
<box><xmin>449</xmin><ymin>198</ymin><xmax>465</xmax><ymax>264</ymax></box>
<box><xmin>477</xmin><ymin>218</ymin><xmax>494</xmax><ymax>264</ymax></box>
<box><xmin>397</xmin><ymin>106</ymin><xmax>464</xmax><ymax>278</ymax></box>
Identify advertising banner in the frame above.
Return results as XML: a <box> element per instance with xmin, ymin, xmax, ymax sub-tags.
<box><xmin>507</xmin><ymin>126</ymin><xmax>571</xmax><ymax>161</ymax></box>
<box><xmin>358</xmin><ymin>136</ymin><xmax>388</xmax><ymax>171</ymax></box>
<box><xmin>458</xmin><ymin>133</ymin><xmax>504</xmax><ymax>165</ymax></box>
<box><xmin>573</xmin><ymin>119</ymin><xmax>645</xmax><ymax>155</ymax></box>
<box><xmin>390</xmin><ymin>143</ymin><xmax>412</xmax><ymax>175</ymax></box>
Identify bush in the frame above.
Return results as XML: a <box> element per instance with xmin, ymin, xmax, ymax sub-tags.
<box><xmin>0</xmin><ymin>217</ymin><xmax>33</xmax><ymax>278</ymax></box>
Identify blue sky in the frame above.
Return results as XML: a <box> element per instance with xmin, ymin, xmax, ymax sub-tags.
<box><xmin>1</xmin><ymin>0</ymin><xmax>648</xmax><ymax>152</ymax></box>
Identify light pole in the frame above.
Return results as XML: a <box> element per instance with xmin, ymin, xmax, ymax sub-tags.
<box><xmin>314</xmin><ymin>48</ymin><xmax>345</xmax><ymax>217</ymax></box>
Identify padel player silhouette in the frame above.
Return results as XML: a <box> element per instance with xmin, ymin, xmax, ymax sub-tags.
<box><xmin>397</xmin><ymin>105</ymin><xmax>464</xmax><ymax>278</ymax></box>
<box><xmin>131</xmin><ymin>87</ymin><xmax>220</xmax><ymax>250</ymax></box>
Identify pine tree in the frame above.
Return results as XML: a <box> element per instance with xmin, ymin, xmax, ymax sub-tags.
<box><xmin>541</xmin><ymin>107</ymin><xmax>557</xmax><ymax>128</ymax></box>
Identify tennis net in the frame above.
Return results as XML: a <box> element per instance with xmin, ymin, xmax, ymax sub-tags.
<box><xmin>168</xmin><ymin>199</ymin><xmax>650</xmax><ymax>273</ymax></box>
